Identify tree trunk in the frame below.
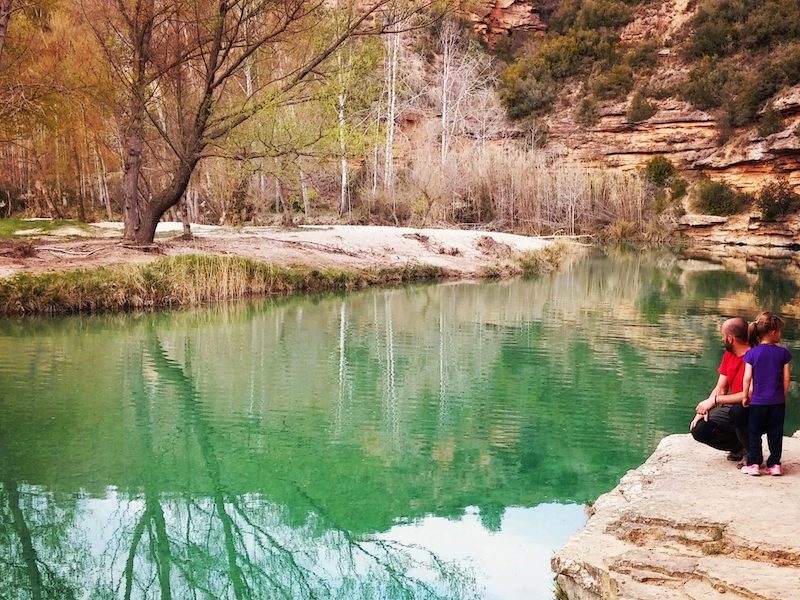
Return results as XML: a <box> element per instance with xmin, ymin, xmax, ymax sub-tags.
<box><xmin>338</xmin><ymin>89</ymin><xmax>349</xmax><ymax>215</ymax></box>
<box><xmin>121</xmin><ymin>116</ymin><xmax>150</xmax><ymax>242</ymax></box>
<box><xmin>0</xmin><ymin>0</ymin><xmax>12</xmax><ymax>70</ymax></box>
<box><xmin>5</xmin><ymin>478</ymin><xmax>43</xmax><ymax>600</ymax></box>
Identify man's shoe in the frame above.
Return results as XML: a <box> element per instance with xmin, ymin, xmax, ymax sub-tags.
<box><xmin>765</xmin><ymin>464</ymin><xmax>782</xmax><ymax>476</ymax></box>
<box><xmin>740</xmin><ymin>464</ymin><xmax>761</xmax><ymax>476</ymax></box>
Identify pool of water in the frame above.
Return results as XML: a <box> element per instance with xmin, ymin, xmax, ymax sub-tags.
<box><xmin>1</xmin><ymin>249</ymin><xmax>798</xmax><ymax>599</ymax></box>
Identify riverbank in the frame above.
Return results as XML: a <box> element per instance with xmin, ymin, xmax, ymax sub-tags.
<box><xmin>553</xmin><ymin>433</ymin><xmax>800</xmax><ymax>600</ymax></box>
<box><xmin>0</xmin><ymin>223</ymin><xmax>566</xmax><ymax>314</ymax></box>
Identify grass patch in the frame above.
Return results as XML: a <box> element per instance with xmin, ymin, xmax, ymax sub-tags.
<box><xmin>516</xmin><ymin>245</ymin><xmax>565</xmax><ymax>276</ymax></box>
<box><xmin>0</xmin><ymin>255</ymin><xmax>444</xmax><ymax>315</ymax></box>
<box><xmin>0</xmin><ymin>218</ymin><xmax>88</xmax><ymax>238</ymax></box>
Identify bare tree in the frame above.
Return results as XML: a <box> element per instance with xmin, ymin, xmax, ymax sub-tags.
<box><xmin>86</xmin><ymin>0</ymin><xmax>433</xmax><ymax>245</ymax></box>
<box><xmin>0</xmin><ymin>0</ymin><xmax>11</xmax><ymax>69</ymax></box>
<box><xmin>437</xmin><ymin>18</ymin><xmax>493</xmax><ymax>165</ymax></box>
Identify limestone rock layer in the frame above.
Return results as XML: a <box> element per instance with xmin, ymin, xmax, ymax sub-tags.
<box><xmin>553</xmin><ymin>434</ymin><xmax>800</xmax><ymax>600</ymax></box>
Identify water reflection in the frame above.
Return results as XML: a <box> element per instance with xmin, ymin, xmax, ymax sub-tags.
<box><xmin>1</xmin><ymin>250</ymin><xmax>799</xmax><ymax>599</ymax></box>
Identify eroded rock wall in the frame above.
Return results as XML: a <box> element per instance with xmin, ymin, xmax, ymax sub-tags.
<box><xmin>472</xmin><ymin>0</ymin><xmax>800</xmax><ymax>193</ymax></box>
<box><xmin>468</xmin><ymin>1</ymin><xmax>552</xmax><ymax>45</ymax></box>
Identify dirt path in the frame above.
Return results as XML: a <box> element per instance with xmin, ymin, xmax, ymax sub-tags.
<box><xmin>0</xmin><ymin>223</ymin><xmax>556</xmax><ymax>279</ymax></box>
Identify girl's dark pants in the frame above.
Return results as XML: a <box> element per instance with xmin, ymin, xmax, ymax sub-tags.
<box><xmin>747</xmin><ymin>403</ymin><xmax>786</xmax><ymax>467</ymax></box>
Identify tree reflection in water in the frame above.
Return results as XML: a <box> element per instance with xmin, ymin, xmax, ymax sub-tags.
<box><xmin>0</xmin><ymin>332</ymin><xmax>477</xmax><ymax>600</ymax></box>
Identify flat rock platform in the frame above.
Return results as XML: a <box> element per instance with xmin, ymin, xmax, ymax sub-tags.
<box><xmin>553</xmin><ymin>432</ymin><xmax>800</xmax><ymax>600</ymax></box>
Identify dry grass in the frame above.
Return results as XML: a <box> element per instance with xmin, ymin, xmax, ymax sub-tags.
<box><xmin>0</xmin><ymin>255</ymin><xmax>444</xmax><ymax>315</ymax></box>
<box><xmin>0</xmin><ymin>244</ymin><xmax>567</xmax><ymax>315</ymax></box>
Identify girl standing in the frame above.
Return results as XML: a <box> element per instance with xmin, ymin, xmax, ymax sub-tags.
<box><xmin>741</xmin><ymin>312</ymin><xmax>792</xmax><ymax>476</ymax></box>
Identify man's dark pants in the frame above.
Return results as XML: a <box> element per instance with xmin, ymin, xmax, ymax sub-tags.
<box><xmin>691</xmin><ymin>404</ymin><xmax>749</xmax><ymax>453</ymax></box>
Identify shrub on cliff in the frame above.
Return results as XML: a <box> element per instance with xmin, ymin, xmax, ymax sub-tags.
<box><xmin>757</xmin><ymin>107</ymin><xmax>785</xmax><ymax>137</ymax></box>
<box><xmin>576</xmin><ymin>96</ymin><xmax>600</xmax><ymax>127</ymax></box>
<box><xmin>683</xmin><ymin>58</ymin><xmax>729</xmax><ymax>110</ymax></box>
<box><xmin>694</xmin><ymin>179</ymin><xmax>749</xmax><ymax>216</ymax></box>
<box><xmin>590</xmin><ymin>63</ymin><xmax>634</xmax><ymax>100</ymax></box>
<box><xmin>757</xmin><ymin>179</ymin><xmax>800</xmax><ymax>221</ymax></box>
<box><xmin>627</xmin><ymin>91</ymin><xmax>658</xmax><ymax>123</ymax></box>
<box><xmin>643</xmin><ymin>156</ymin><xmax>676</xmax><ymax>187</ymax></box>
<box><xmin>550</xmin><ymin>0</ymin><xmax>638</xmax><ymax>34</ymax></box>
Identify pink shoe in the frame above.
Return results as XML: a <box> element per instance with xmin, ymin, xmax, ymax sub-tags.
<box><xmin>740</xmin><ymin>464</ymin><xmax>761</xmax><ymax>476</ymax></box>
<box><xmin>765</xmin><ymin>464</ymin><xmax>782</xmax><ymax>476</ymax></box>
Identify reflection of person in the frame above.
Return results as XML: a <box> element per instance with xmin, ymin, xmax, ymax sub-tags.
<box><xmin>690</xmin><ymin>318</ymin><xmax>749</xmax><ymax>461</ymax></box>
<box><xmin>741</xmin><ymin>312</ymin><xmax>792</xmax><ymax>476</ymax></box>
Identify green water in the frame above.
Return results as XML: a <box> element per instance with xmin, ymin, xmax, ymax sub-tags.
<box><xmin>1</xmin><ymin>250</ymin><xmax>799</xmax><ymax>600</ymax></box>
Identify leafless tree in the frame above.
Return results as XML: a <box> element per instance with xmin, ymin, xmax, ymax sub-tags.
<box><xmin>0</xmin><ymin>0</ymin><xmax>12</xmax><ymax>69</ymax></box>
<box><xmin>85</xmin><ymin>0</ymin><xmax>435</xmax><ymax>245</ymax></box>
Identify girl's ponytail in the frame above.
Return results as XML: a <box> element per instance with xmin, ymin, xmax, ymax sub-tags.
<box><xmin>747</xmin><ymin>321</ymin><xmax>759</xmax><ymax>347</ymax></box>
<box><xmin>748</xmin><ymin>312</ymin><xmax>785</xmax><ymax>346</ymax></box>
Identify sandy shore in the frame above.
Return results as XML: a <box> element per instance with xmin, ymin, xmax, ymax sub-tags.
<box><xmin>0</xmin><ymin>223</ymin><xmax>557</xmax><ymax>279</ymax></box>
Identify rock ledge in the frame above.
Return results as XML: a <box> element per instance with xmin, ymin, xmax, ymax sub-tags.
<box><xmin>552</xmin><ymin>433</ymin><xmax>800</xmax><ymax>599</ymax></box>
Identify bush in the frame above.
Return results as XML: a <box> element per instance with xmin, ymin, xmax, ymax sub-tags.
<box><xmin>499</xmin><ymin>60</ymin><xmax>558</xmax><ymax>119</ymax></box>
<box><xmin>694</xmin><ymin>179</ymin><xmax>749</xmax><ymax>215</ymax></box>
<box><xmin>741</xmin><ymin>0</ymin><xmax>800</xmax><ymax>50</ymax></box>
<box><xmin>590</xmin><ymin>63</ymin><xmax>634</xmax><ymax>100</ymax></box>
<box><xmin>757</xmin><ymin>179</ymin><xmax>800</xmax><ymax>220</ymax></box>
<box><xmin>627</xmin><ymin>91</ymin><xmax>658</xmax><ymax>122</ymax></box>
<box><xmin>683</xmin><ymin>58</ymin><xmax>729</xmax><ymax>110</ymax></box>
<box><xmin>576</xmin><ymin>96</ymin><xmax>600</xmax><ymax>127</ymax></box>
<box><xmin>670</xmin><ymin>177</ymin><xmax>688</xmax><ymax>200</ymax></box>
<box><xmin>644</xmin><ymin>156</ymin><xmax>676</xmax><ymax>186</ymax></box>
<box><xmin>684</xmin><ymin>0</ymin><xmax>751</xmax><ymax>59</ymax></box>
<box><xmin>625</xmin><ymin>39</ymin><xmax>660</xmax><ymax>69</ymax></box>
<box><xmin>551</xmin><ymin>0</ymin><xmax>636</xmax><ymax>34</ymax></box>
<box><xmin>757</xmin><ymin>107</ymin><xmax>785</xmax><ymax>137</ymax></box>
<box><xmin>576</xmin><ymin>0</ymin><xmax>633</xmax><ymax>30</ymax></box>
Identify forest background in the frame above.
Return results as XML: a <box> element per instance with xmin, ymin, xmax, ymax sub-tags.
<box><xmin>1</xmin><ymin>0</ymin><xmax>799</xmax><ymax>245</ymax></box>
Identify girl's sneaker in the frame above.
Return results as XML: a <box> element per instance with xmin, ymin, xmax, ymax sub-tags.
<box><xmin>765</xmin><ymin>464</ymin><xmax>782</xmax><ymax>476</ymax></box>
<box><xmin>740</xmin><ymin>464</ymin><xmax>761</xmax><ymax>476</ymax></box>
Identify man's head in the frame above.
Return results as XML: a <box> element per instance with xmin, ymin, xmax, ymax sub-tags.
<box><xmin>721</xmin><ymin>317</ymin><xmax>748</xmax><ymax>352</ymax></box>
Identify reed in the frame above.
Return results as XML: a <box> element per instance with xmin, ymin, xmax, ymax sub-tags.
<box><xmin>0</xmin><ymin>245</ymin><xmax>566</xmax><ymax>315</ymax></box>
<box><xmin>0</xmin><ymin>256</ymin><xmax>444</xmax><ymax>315</ymax></box>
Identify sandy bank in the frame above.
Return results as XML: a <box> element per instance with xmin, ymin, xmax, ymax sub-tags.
<box><xmin>0</xmin><ymin>223</ymin><xmax>556</xmax><ymax>280</ymax></box>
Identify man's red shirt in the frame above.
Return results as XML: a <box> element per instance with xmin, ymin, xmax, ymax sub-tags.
<box><xmin>718</xmin><ymin>351</ymin><xmax>745</xmax><ymax>394</ymax></box>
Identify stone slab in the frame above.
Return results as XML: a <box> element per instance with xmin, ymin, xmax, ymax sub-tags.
<box><xmin>553</xmin><ymin>434</ymin><xmax>800</xmax><ymax>599</ymax></box>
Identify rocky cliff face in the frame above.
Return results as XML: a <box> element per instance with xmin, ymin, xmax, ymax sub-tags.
<box><xmin>468</xmin><ymin>1</ymin><xmax>552</xmax><ymax>46</ymax></box>
<box><xmin>553</xmin><ymin>433</ymin><xmax>800</xmax><ymax>600</ymax></box>
<box><xmin>679</xmin><ymin>211</ymin><xmax>800</xmax><ymax>260</ymax></box>
<box><xmin>472</xmin><ymin>0</ymin><xmax>800</xmax><ymax>194</ymax></box>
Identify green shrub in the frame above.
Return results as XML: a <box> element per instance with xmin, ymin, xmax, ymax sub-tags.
<box><xmin>684</xmin><ymin>0</ymin><xmax>751</xmax><ymax>59</ymax></box>
<box><xmin>644</xmin><ymin>156</ymin><xmax>676</xmax><ymax>186</ymax></box>
<box><xmin>576</xmin><ymin>0</ymin><xmax>633</xmax><ymax>30</ymax></box>
<box><xmin>642</xmin><ymin>82</ymin><xmax>677</xmax><ymax>99</ymax></box>
<box><xmin>626</xmin><ymin>91</ymin><xmax>658</xmax><ymax>122</ymax></box>
<box><xmin>590</xmin><ymin>63</ymin><xmax>634</xmax><ymax>100</ymax></box>
<box><xmin>683</xmin><ymin>58</ymin><xmax>729</xmax><ymax>110</ymax></box>
<box><xmin>694</xmin><ymin>179</ymin><xmax>748</xmax><ymax>215</ymax></box>
<box><xmin>576</xmin><ymin>96</ymin><xmax>600</xmax><ymax>127</ymax></box>
<box><xmin>742</xmin><ymin>0</ymin><xmax>800</xmax><ymax>50</ymax></box>
<box><xmin>757</xmin><ymin>107</ymin><xmax>785</xmax><ymax>137</ymax></box>
<box><xmin>550</xmin><ymin>0</ymin><xmax>637</xmax><ymax>34</ymax></box>
<box><xmin>499</xmin><ymin>60</ymin><xmax>558</xmax><ymax>119</ymax></box>
<box><xmin>499</xmin><ymin>27</ymin><xmax>621</xmax><ymax>119</ymax></box>
<box><xmin>670</xmin><ymin>177</ymin><xmax>688</xmax><ymax>200</ymax></box>
<box><xmin>625</xmin><ymin>39</ymin><xmax>660</xmax><ymax>69</ymax></box>
<box><xmin>731</xmin><ymin>63</ymin><xmax>785</xmax><ymax>125</ymax></box>
<box><xmin>757</xmin><ymin>179</ymin><xmax>800</xmax><ymax>220</ymax></box>
<box><xmin>685</xmin><ymin>21</ymin><xmax>739</xmax><ymax>59</ymax></box>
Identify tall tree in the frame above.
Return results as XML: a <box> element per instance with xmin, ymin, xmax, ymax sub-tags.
<box><xmin>0</xmin><ymin>0</ymin><xmax>11</xmax><ymax>68</ymax></box>
<box><xmin>87</xmin><ymin>0</ymin><xmax>431</xmax><ymax>245</ymax></box>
